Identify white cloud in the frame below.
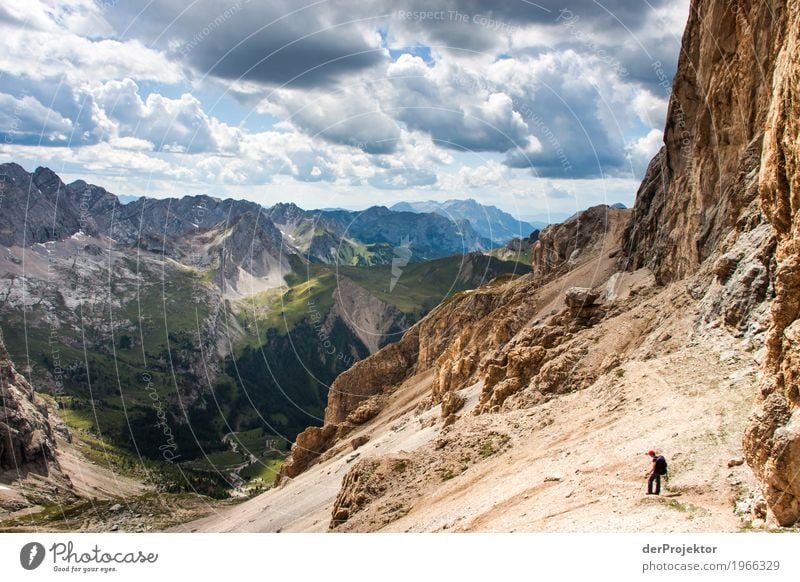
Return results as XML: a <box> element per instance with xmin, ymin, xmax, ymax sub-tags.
<box><xmin>91</xmin><ymin>79</ymin><xmax>231</xmax><ymax>153</ymax></box>
<box><xmin>0</xmin><ymin>92</ymin><xmax>74</xmax><ymax>144</ymax></box>
<box><xmin>625</xmin><ymin>128</ymin><xmax>663</xmax><ymax>178</ymax></box>
<box><xmin>107</xmin><ymin>136</ymin><xmax>156</xmax><ymax>151</ymax></box>
<box><xmin>0</xmin><ymin>0</ymin><xmax>686</xmax><ymax>216</ymax></box>
<box><xmin>260</xmin><ymin>85</ymin><xmax>401</xmax><ymax>154</ymax></box>
<box><xmin>0</xmin><ymin>15</ymin><xmax>181</xmax><ymax>84</ymax></box>
<box><xmin>440</xmin><ymin>160</ymin><xmax>511</xmax><ymax>191</ymax></box>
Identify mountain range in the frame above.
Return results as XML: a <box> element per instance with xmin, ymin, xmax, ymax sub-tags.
<box><xmin>391</xmin><ymin>198</ymin><xmax>540</xmax><ymax>244</ymax></box>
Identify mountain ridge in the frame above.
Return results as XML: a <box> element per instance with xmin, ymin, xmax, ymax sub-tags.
<box><xmin>391</xmin><ymin>198</ymin><xmax>539</xmax><ymax>244</ymax></box>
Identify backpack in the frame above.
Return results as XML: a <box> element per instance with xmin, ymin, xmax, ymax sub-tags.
<box><xmin>655</xmin><ymin>456</ymin><xmax>668</xmax><ymax>475</ymax></box>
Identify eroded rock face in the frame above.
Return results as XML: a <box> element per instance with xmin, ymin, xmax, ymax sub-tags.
<box><xmin>0</xmin><ymin>339</ymin><xmax>59</xmax><ymax>474</ymax></box>
<box><xmin>564</xmin><ymin>287</ymin><xmax>600</xmax><ymax>309</ymax></box>
<box><xmin>276</xmin><ymin>423</ymin><xmax>340</xmax><ymax>482</ymax></box>
<box><xmin>743</xmin><ymin>0</ymin><xmax>800</xmax><ymax>527</ymax></box>
<box><xmin>532</xmin><ymin>206</ymin><xmax>631</xmax><ymax>281</ymax></box>
<box><xmin>622</xmin><ymin>0</ymin><xmax>786</xmax><ymax>285</ymax></box>
<box><xmin>324</xmin><ymin>327</ymin><xmax>420</xmax><ymax>425</ymax></box>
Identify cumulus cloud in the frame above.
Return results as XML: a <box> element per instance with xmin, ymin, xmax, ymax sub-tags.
<box><xmin>0</xmin><ymin>0</ymin><xmax>689</xmax><ymax>214</ymax></box>
<box><xmin>494</xmin><ymin>52</ymin><xmax>629</xmax><ymax>178</ymax></box>
<box><xmin>0</xmin><ymin>21</ymin><xmax>181</xmax><ymax>84</ymax></box>
<box><xmin>439</xmin><ymin>160</ymin><xmax>511</xmax><ymax>191</ymax></box>
<box><xmin>0</xmin><ymin>92</ymin><xmax>74</xmax><ymax>145</ymax></box>
<box><xmin>385</xmin><ymin>55</ymin><xmax>529</xmax><ymax>152</ymax></box>
<box><xmin>368</xmin><ymin>166</ymin><xmax>437</xmax><ymax>190</ymax></box>
<box><xmin>91</xmin><ymin>79</ymin><xmax>232</xmax><ymax>153</ymax></box>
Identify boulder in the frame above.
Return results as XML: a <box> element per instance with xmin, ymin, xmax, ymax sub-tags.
<box><xmin>564</xmin><ymin>287</ymin><xmax>600</xmax><ymax>309</ymax></box>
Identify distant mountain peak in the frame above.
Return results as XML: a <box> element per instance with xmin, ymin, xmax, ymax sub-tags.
<box><xmin>389</xmin><ymin>199</ymin><xmax>534</xmax><ymax>246</ymax></box>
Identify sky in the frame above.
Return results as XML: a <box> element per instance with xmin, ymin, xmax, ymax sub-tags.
<box><xmin>0</xmin><ymin>0</ymin><xmax>689</xmax><ymax>219</ymax></box>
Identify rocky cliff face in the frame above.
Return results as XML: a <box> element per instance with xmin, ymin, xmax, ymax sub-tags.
<box><xmin>0</xmin><ymin>337</ymin><xmax>59</xmax><ymax>475</ymax></box>
<box><xmin>742</xmin><ymin>0</ymin><xmax>800</xmax><ymax>527</ymax></box>
<box><xmin>622</xmin><ymin>0</ymin><xmax>785</xmax><ymax>285</ymax></box>
<box><xmin>534</xmin><ymin>206</ymin><xmax>631</xmax><ymax>281</ymax></box>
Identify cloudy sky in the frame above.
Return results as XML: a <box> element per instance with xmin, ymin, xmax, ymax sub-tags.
<box><xmin>0</xmin><ymin>0</ymin><xmax>689</xmax><ymax>218</ymax></box>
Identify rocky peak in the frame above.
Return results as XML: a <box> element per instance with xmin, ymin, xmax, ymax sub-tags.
<box><xmin>32</xmin><ymin>166</ymin><xmax>65</xmax><ymax>196</ymax></box>
<box><xmin>0</xmin><ymin>163</ymin><xmax>83</xmax><ymax>246</ymax></box>
<box><xmin>267</xmin><ymin>202</ymin><xmax>307</xmax><ymax>225</ymax></box>
<box><xmin>0</xmin><ymin>162</ymin><xmax>32</xmax><ymax>184</ymax></box>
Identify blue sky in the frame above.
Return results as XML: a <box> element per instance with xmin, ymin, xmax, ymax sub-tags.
<box><xmin>0</xmin><ymin>0</ymin><xmax>689</xmax><ymax>217</ymax></box>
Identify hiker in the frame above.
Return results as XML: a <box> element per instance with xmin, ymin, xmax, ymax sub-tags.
<box><xmin>646</xmin><ymin>450</ymin><xmax>668</xmax><ymax>495</ymax></box>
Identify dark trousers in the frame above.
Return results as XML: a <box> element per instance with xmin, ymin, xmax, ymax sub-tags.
<box><xmin>648</xmin><ymin>472</ymin><xmax>661</xmax><ymax>495</ymax></box>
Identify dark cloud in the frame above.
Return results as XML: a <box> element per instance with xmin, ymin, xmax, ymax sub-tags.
<box><xmin>503</xmin><ymin>79</ymin><xmax>627</xmax><ymax>178</ymax></box>
<box><xmin>614</xmin><ymin>36</ymin><xmax>682</xmax><ymax>96</ymax></box>
<box><xmin>104</xmin><ymin>1</ymin><xmax>671</xmax><ymax>88</ymax></box>
<box><xmin>386</xmin><ymin>57</ymin><xmax>529</xmax><ymax>152</ymax></box>
<box><xmin>106</xmin><ymin>0</ymin><xmax>388</xmax><ymax>88</ymax></box>
<box><xmin>387</xmin><ymin>0</ymin><xmax>673</xmax><ymax>52</ymax></box>
<box><xmin>397</xmin><ymin>0</ymin><xmax>672</xmax><ymax>29</ymax></box>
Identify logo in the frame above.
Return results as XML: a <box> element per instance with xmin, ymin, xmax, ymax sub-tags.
<box><xmin>390</xmin><ymin>236</ymin><xmax>412</xmax><ymax>292</ymax></box>
<box><xmin>20</xmin><ymin>542</ymin><xmax>46</xmax><ymax>570</ymax></box>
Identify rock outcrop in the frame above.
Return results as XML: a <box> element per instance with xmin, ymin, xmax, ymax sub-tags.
<box><xmin>0</xmin><ymin>338</ymin><xmax>59</xmax><ymax>475</ymax></box>
<box><xmin>564</xmin><ymin>287</ymin><xmax>600</xmax><ymax>309</ymax></box>
<box><xmin>279</xmin><ymin>206</ymin><xmax>631</xmax><ymax>478</ymax></box>
<box><xmin>278</xmin><ymin>423</ymin><xmax>340</xmax><ymax>481</ymax></box>
<box><xmin>533</xmin><ymin>205</ymin><xmax>631</xmax><ymax>281</ymax></box>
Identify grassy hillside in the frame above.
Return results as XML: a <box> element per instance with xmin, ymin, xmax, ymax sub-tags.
<box><xmin>338</xmin><ymin>254</ymin><xmax>530</xmax><ymax>315</ymax></box>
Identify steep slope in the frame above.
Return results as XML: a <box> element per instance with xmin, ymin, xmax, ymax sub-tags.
<box><xmin>0</xmin><ymin>337</ymin><xmax>60</xmax><ymax>477</ymax></box>
<box><xmin>0</xmin><ymin>336</ymin><xmax>229</xmax><ymax>532</ymax></box>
